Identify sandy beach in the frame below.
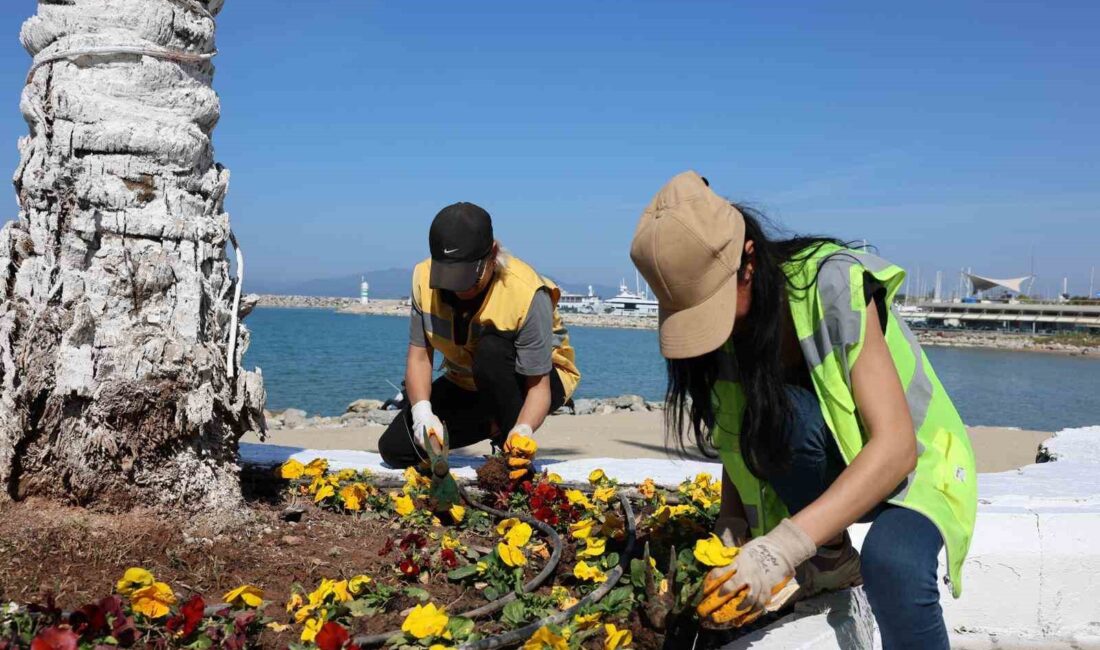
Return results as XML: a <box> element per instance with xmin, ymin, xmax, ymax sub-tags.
<box><xmin>242</xmin><ymin>410</ymin><xmax>1049</xmax><ymax>474</ymax></box>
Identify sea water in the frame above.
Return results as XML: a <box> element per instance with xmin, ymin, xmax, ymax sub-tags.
<box><xmin>244</xmin><ymin>307</ymin><xmax>1100</xmax><ymax>431</ymax></box>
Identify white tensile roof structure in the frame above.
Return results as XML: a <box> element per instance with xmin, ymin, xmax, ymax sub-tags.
<box><xmin>966</xmin><ymin>273</ymin><xmax>1032</xmax><ymax>294</ymax></box>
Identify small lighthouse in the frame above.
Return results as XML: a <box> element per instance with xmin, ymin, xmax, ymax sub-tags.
<box><xmin>359</xmin><ymin>276</ymin><xmax>370</xmax><ymax>305</ymax></box>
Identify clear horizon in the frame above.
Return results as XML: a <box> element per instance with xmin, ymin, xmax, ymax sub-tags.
<box><xmin>1</xmin><ymin>1</ymin><xmax>1097</xmax><ymax>298</ymax></box>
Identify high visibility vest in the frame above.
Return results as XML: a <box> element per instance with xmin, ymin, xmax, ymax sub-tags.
<box><xmin>412</xmin><ymin>255</ymin><xmax>581</xmax><ymax>399</ymax></box>
<box><xmin>711</xmin><ymin>243</ymin><xmax>976</xmax><ymax>597</ymax></box>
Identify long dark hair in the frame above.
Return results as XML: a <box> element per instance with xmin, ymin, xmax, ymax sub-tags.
<box><xmin>664</xmin><ymin>204</ymin><xmax>844</xmax><ymax>479</ymax></box>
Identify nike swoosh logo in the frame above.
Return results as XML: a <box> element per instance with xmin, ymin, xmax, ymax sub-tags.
<box><xmin>444</xmin><ymin>248</ymin><xmax>460</xmax><ymax>254</ymax></box>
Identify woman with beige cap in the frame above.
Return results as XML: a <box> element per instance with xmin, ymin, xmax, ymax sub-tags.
<box><xmin>630</xmin><ymin>171</ymin><xmax>976</xmax><ymax>649</ymax></box>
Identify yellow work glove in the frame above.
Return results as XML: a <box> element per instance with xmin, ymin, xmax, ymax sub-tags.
<box><xmin>697</xmin><ymin>519</ymin><xmax>816</xmax><ymax>628</ymax></box>
<box><xmin>504</xmin><ymin>424</ymin><xmax>537</xmax><ymax>480</ymax></box>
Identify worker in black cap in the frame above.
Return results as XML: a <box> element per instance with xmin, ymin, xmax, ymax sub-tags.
<box><xmin>378</xmin><ymin>202</ymin><xmax>582</xmax><ymax>468</ymax></box>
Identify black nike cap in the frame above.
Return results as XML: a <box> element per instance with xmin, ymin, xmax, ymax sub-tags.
<box><xmin>428</xmin><ymin>202</ymin><xmax>495</xmax><ymax>291</ymax></box>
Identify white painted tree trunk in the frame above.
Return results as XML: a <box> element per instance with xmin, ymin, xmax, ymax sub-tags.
<box><xmin>0</xmin><ymin>0</ymin><xmax>265</xmax><ymax>514</ymax></box>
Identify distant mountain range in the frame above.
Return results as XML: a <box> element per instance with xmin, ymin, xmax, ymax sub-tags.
<box><xmin>249</xmin><ymin>269</ymin><xmax>625</xmax><ymax>300</ymax></box>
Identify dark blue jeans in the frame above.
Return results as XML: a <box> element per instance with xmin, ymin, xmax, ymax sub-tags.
<box><xmin>768</xmin><ymin>386</ymin><xmax>949</xmax><ymax>650</ymax></box>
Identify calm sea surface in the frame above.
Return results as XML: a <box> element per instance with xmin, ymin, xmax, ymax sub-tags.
<box><xmin>244</xmin><ymin>307</ymin><xmax>1100</xmax><ymax>431</ymax></box>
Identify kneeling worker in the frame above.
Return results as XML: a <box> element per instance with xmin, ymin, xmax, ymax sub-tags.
<box><xmin>379</xmin><ymin>202</ymin><xmax>581</xmax><ymax>468</ymax></box>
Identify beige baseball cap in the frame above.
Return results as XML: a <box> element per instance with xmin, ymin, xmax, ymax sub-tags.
<box><xmin>630</xmin><ymin>171</ymin><xmax>745</xmax><ymax>359</ymax></box>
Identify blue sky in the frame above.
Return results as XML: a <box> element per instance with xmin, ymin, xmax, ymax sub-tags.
<box><xmin>1</xmin><ymin>1</ymin><xmax>1098</xmax><ymax>297</ymax></box>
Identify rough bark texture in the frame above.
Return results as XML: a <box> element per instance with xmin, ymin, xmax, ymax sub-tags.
<box><xmin>0</xmin><ymin>0</ymin><xmax>265</xmax><ymax>515</ymax></box>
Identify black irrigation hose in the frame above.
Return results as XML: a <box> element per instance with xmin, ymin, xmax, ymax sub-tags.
<box><xmin>458</xmin><ymin>492</ymin><xmax>637</xmax><ymax>650</ymax></box>
<box><xmin>353</xmin><ymin>483</ymin><xmax>565</xmax><ymax>648</ymax></box>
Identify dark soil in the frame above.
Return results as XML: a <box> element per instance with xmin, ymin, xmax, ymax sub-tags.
<box><xmin>0</xmin><ymin>492</ymin><xmax>537</xmax><ymax>647</ymax></box>
<box><xmin>475</xmin><ymin>455</ymin><xmax>513</xmax><ymax>494</ymax></box>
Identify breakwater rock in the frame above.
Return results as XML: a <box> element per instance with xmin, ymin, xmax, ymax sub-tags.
<box><xmin>265</xmin><ymin>394</ymin><xmax>665</xmax><ymax>430</ymax></box>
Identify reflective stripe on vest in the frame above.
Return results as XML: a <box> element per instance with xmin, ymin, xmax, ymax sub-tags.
<box><xmin>412</xmin><ymin>256</ymin><xmax>581</xmax><ymax>399</ymax></box>
<box><xmin>711</xmin><ymin>243</ymin><xmax>977</xmax><ymax>598</ymax></box>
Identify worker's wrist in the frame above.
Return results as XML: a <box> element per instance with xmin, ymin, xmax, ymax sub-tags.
<box><xmin>510</xmin><ymin>423</ymin><xmax>533</xmax><ymax>438</ymax></box>
<box><xmin>410</xmin><ymin>400</ymin><xmax>433</xmax><ymax>423</ymax></box>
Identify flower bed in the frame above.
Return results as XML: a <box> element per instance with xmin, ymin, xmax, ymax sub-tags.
<box><xmin>0</xmin><ymin>454</ymin><xmax>765</xmax><ymax>649</ymax></box>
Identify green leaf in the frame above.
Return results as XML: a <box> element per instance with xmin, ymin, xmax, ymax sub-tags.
<box><xmin>447</xmin><ymin>564</ymin><xmax>480</xmax><ymax>581</ymax></box>
<box><xmin>602</xmin><ymin>552</ymin><xmax>620</xmax><ymax>569</ymax></box>
<box><xmin>501</xmin><ymin>600</ymin><xmax>527</xmax><ymax>628</ymax></box>
<box><xmin>347</xmin><ymin>599</ymin><xmax>381</xmax><ymax>617</ymax></box>
<box><xmin>484</xmin><ymin>586</ymin><xmax>499</xmax><ymax>601</ymax></box>
<box><xmin>447</xmin><ymin>616</ymin><xmax>475</xmax><ymax>640</ymax></box>
<box><xmin>630</xmin><ymin>558</ymin><xmax>647</xmax><ymax>589</ymax></box>
<box><xmin>404</xmin><ymin>587</ymin><xmax>430</xmax><ymax>602</ymax></box>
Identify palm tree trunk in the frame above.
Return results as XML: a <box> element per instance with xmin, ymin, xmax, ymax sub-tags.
<box><xmin>0</xmin><ymin>0</ymin><xmax>265</xmax><ymax>514</ymax></box>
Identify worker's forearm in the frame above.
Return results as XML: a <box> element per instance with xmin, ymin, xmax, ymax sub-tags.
<box><xmin>791</xmin><ymin>436</ymin><xmax>916</xmax><ymax>545</ymax></box>
<box><xmin>515</xmin><ymin>373</ymin><xmax>552</xmax><ymax>432</ymax></box>
<box><xmin>405</xmin><ymin>344</ymin><xmax>434</xmax><ymax>405</ymax></box>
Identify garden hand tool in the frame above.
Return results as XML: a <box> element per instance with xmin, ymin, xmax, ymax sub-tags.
<box><xmin>697</xmin><ymin>518</ymin><xmax>816</xmax><ymax>629</ymax></box>
<box><xmin>424</xmin><ymin>421</ymin><xmax>461</xmax><ymax>513</ymax></box>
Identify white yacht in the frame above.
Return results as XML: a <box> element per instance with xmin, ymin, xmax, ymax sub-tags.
<box><xmin>558</xmin><ymin>285</ymin><xmax>603</xmax><ymax>314</ymax></box>
<box><xmin>605</xmin><ymin>276</ymin><xmax>659</xmax><ymax>316</ymax></box>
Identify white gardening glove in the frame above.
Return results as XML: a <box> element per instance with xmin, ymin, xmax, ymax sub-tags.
<box><xmin>697</xmin><ymin>518</ymin><xmax>817</xmax><ymax>628</ymax></box>
<box><xmin>410</xmin><ymin>401</ymin><xmax>444</xmax><ymax>453</ymax></box>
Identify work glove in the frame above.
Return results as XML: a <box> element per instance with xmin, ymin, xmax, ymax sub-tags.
<box><xmin>503</xmin><ymin>424</ymin><xmax>537</xmax><ymax>481</ymax></box>
<box><xmin>410</xmin><ymin>401</ymin><xmax>444</xmax><ymax>453</ymax></box>
<box><xmin>794</xmin><ymin>531</ymin><xmax>863</xmax><ymax>600</ymax></box>
<box><xmin>697</xmin><ymin>518</ymin><xmax>816</xmax><ymax>628</ymax></box>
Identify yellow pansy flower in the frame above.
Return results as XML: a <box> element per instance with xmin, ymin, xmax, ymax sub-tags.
<box><xmin>497</xmin><ymin>542</ymin><xmax>527</xmax><ymax>567</ymax></box>
<box><xmin>402</xmin><ymin>603</ymin><xmax>449</xmax><ymax>640</ymax></box>
<box><xmin>639</xmin><ymin>478</ymin><xmax>656</xmax><ymax>499</ymax></box>
<box><xmin>573</xmin><ymin>561</ymin><xmax>607</xmax><ymax>583</ymax></box>
<box><xmin>564</xmin><ymin>490</ymin><xmax>593</xmax><ymax>509</ymax></box>
<box><xmin>313</xmin><ymin>483</ymin><xmax>335</xmax><ymax>503</ymax></box>
<box><xmin>349</xmin><ymin>575</ymin><xmax>372</xmax><ymax>596</ymax></box>
<box><xmin>694</xmin><ymin>472</ymin><xmax>714</xmax><ymax>488</ymax></box>
<box><xmin>301</xmin><ymin>617</ymin><xmax>323</xmax><ymax>643</ymax></box>
<box><xmin>523</xmin><ymin>626</ymin><xmax>568</xmax><ymax>650</ymax></box>
<box><xmin>495</xmin><ymin>518</ymin><xmax>520</xmax><ymax>536</ymax></box>
<box><xmin>116</xmin><ymin>567</ymin><xmax>155</xmax><ymax>596</ymax></box>
<box><xmin>266</xmin><ymin>622</ymin><xmax>291</xmax><ymax>633</ymax></box>
<box><xmin>588</xmin><ymin>469</ymin><xmax>606</xmax><ymax>484</ymax></box>
<box><xmin>131</xmin><ymin>582</ymin><xmax>176</xmax><ymax>619</ymax></box>
<box><xmin>578</xmin><ymin>536</ymin><xmax>606</xmax><ymax>558</ymax></box>
<box><xmin>504</xmin><ymin>522</ymin><xmax>533</xmax><ymax>547</ymax></box>
<box><xmin>285</xmin><ymin>592</ymin><xmax>304</xmax><ymax>614</ymax></box>
<box><xmin>593</xmin><ymin>486</ymin><xmax>616</xmax><ymax>503</ymax></box>
<box><xmin>335</xmin><ymin>468</ymin><xmax>357</xmax><ymax>481</ymax></box>
<box><xmin>340</xmin><ymin>483</ymin><xmax>368</xmax><ymax>511</ymax></box>
<box><xmin>476</xmin><ymin>561</ymin><xmax>489</xmax><ymax>574</ymax></box>
<box><xmin>570</xmin><ymin>518</ymin><xmax>596</xmax><ymax>540</ymax></box>
<box><xmin>603</xmin><ymin>623</ymin><xmax>633</xmax><ymax>650</ymax></box>
<box><xmin>223</xmin><ymin>585</ymin><xmax>264</xmax><ymax>608</ymax></box>
<box><xmin>391</xmin><ymin>492</ymin><xmax>415</xmax><ymax>516</ymax></box>
<box><xmin>572</xmin><ymin>611</ymin><xmax>601</xmax><ymax>629</ymax></box>
<box><xmin>449</xmin><ymin>504</ymin><xmax>466</xmax><ymax>523</ymax></box>
<box><xmin>279</xmin><ymin>459</ymin><xmax>305</xmax><ymax>480</ymax></box>
<box><xmin>693</xmin><ymin>534</ymin><xmax>739</xmax><ymax>567</ymax></box>
<box><xmin>303</xmin><ymin>458</ymin><xmax>328</xmax><ymax>478</ymax></box>
<box><xmin>547</xmin><ymin>472</ymin><xmax>563</xmax><ymax>484</ymax></box>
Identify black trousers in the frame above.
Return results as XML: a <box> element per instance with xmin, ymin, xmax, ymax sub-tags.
<box><xmin>378</xmin><ymin>334</ymin><xmax>566</xmax><ymax>468</ymax></box>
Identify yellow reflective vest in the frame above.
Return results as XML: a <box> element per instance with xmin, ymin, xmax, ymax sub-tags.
<box><xmin>711</xmin><ymin>243</ymin><xmax>976</xmax><ymax>597</ymax></box>
<box><xmin>411</xmin><ymin>255</ymin><xmax>581</xmax><ymax>399</ymax></box>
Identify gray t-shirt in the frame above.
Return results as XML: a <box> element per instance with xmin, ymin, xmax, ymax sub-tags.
<box><xmin>409</xmin><ymin>289</ymin><xmax>556</xmax><ymax>377</ymax></box>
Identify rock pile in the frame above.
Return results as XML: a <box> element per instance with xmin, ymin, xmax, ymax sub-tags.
<box><xmin>265</xmin><ymin>394</ymin><xmax>664</xmax><ymax>430</ymax></box>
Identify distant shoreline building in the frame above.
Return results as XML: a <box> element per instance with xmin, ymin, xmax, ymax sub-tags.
<box><xmin>359</xmin><ymin>277</ymin><xmax>370</xmax><ymax>305</ymax></box>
